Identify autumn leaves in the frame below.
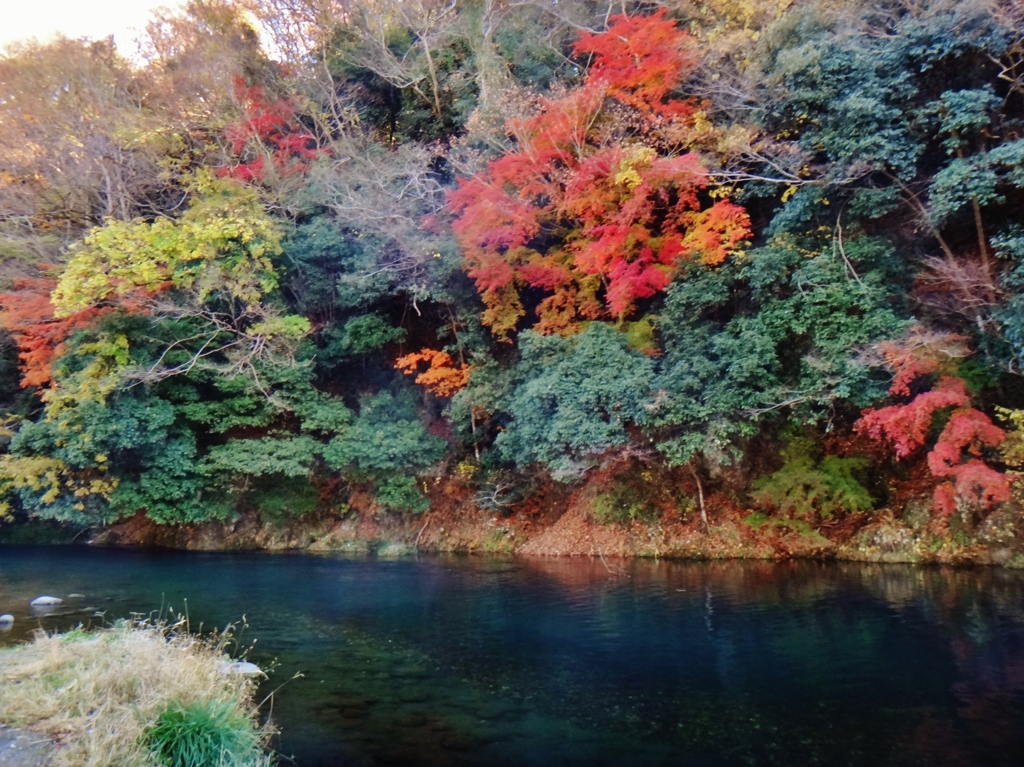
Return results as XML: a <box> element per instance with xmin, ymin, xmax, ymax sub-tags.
<box><xmin>447</xmin><ymin>11</ymin><xmax>751</xmax><ymax>338</ymax></box>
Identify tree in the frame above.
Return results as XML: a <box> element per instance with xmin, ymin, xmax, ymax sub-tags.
<box><xmin>460</xmin><ymin>323</ymin><xmax>655</xmax><ymax>479</ymax></box>
<box><xmin>52</xmin><ymin>174</ymin><xmax>309</xmax><ymax>383</ymax></box>
<box><xmin>448</xmin><ymin>11</ymin><xmax>752</xmax><ymax>337</ymax></box>
<box><xmin>0</xmin><ymin>278</ymin><xmax>112</xmax><ymax>389</ymax></box>
<box><xmin>218</xmin><ymin>77</ymin><xmax>323</xmax><ymax>183</ymax></box>
<box><xmin>856</xmin><ymin>332</ymin><xmax>1011</xmax><ymax>518</ymax></box>
<box><xmin>322</xmin><ymin>389</ymin><xmax>446</xmax><ymax>512</ymax></box>
<box><xmin>395</xmin><ymin>348</ymin><xmax>470</xmax><ymax>396</ymax></box>
<box><xmin>0</xmin><ymin>37</ymin><xmax>174</xmax><ymax>229</ymax></box>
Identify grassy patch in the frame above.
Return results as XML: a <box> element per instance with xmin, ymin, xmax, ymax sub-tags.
<box><xmin>149</xmin><ymin>699</ymin><xmax>263</xmax><ymax>767</ymax></box>
<box><xmin>0</xmin><ymin>621</ymin><xmax>272</xmax><ymax>767</ymax></box>
<box><xmin>743</xmin><ymin>511</ymin><xmax>771</xmax><ymax>530</ymax></box>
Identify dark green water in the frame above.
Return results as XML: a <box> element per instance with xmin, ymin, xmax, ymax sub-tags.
<box><xmin>2</xmin><ymin>547</ymin><xmax>1024</xmax><ymax>766</ymax></box>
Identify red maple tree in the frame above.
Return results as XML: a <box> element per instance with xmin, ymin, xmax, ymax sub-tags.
<box><xmin>219</xmin><ymin>77</ymin><xmax>322</xmax><ymax>182</ymax></box>
<box><xmin>448</xmin><ymin>11</ymin><xmax>751</xmax><ymax>338</ymax></box>
<box><xmin>856</xmin><ymin>337</ymin><xmax>1011</xmax><ymax>517</ymax></box>
<box><xmin>0</xmin><ymin>277</ymin><xmax>112</xmax><ymax>389</ymax></box>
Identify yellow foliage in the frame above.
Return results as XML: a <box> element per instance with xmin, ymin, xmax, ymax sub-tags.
<box><xmin>997</xmin><ymin>407</ymin><xmax>1024</xmax><ymax>502</ymax></box>
<box><xmin>684</xmin><ymin>0</ymin><xmax>795</xmax><ymax>48</ymax></box>
<box><xmin>40</xmin><ymin>333</ymin><xmax>131</xmax><ymax>415</ymax></box>
<box><xmin>614</xmin><ymin>145</ymin><xmax>658</xmax><ymax>190</ymax></box>
<box><xmin>0</xmin><ymin>453</ymin><xmax>118</xmax><ymax>516</ymax></box>
<box><xmin>53</xmin><ymin>173</ymin><xmax>284</xmax><ymax>317</ymax></box>
<box><xmin>998</xmin><ymin>407</ymin><xmax>1024</xmax><ymax>469</ymax></box>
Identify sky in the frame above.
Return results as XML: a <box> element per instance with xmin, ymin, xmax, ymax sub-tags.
<box><xmin>0</xmin><ymin>0</ymin><xmax>187</xmax><ymax>52</ymax></box>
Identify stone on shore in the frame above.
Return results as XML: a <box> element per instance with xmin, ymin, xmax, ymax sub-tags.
<box><xmin>220</xmin><ymin>660</ymin><xmax>264</xmax><ymax>677</ymax></box>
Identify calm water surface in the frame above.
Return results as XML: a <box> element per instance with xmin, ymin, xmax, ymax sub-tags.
<box><xmin>1</xmin><ymin>546</ymin><xmax>1024</xmax><ymax>766</ymax></box>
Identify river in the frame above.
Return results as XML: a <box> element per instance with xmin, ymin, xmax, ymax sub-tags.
<box><xmin>1</xmin><ymin>546</ymin><xmax>1024</xmax><ymax>766</ymax></box>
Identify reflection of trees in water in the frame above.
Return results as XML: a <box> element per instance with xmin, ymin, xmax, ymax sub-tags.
<box><xmin>839</xmin><ymin>563</ymin><xmax>1024</xmax><ymax>765</ymax></box>
<box><xmin>516</xmin><ymin>557</ymin><xmax>1024</xmax><ymax>765</ymax></box>
<box><xmin>849</xmin><ymin>562</ymin><xmax>1024</xmax><ymax>619</ymax></box>
<box><xmin>519</xmin><ymin>556</ymin><xmax>846</xmax><ymax>604</ymax></box>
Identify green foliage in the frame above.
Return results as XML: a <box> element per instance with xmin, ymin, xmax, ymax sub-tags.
<box><xmin>932</xmin><ymin>87</ymin><xmax>1002</xmax><ymax>154</ymax></box>
<box><xmin>646</xmin><ymin>235</ymin><xmax>905</xmax><ymax>465</ymax></box>
<box><xmin>324</xmin><ymin>314</ymin><xmax>407</xmax><ymax>358</ymax></box>
<box><xmin>323</xmin><ymin>390</ymin><xmax>444</xmax><ymax>476</ymax></box>
<box><xmin>487</xmin><ymin>323</ymin><xmax>655</xmax><ymax>479</ymax></box>
<box><xmin>147</xmin><ymin>698</ymin><xmax>263</xmax><ymax>767</ymax></box>
<box><xmin>751</xmin><ymin>438</ymin><xmax>874</xmax><ymax>520</ymax></box>
<box><xmin>323</xmin><ymin>389</ymin><xmax>444</xmax><ymax>512</ymax></box>
<box><xmin>7</xmin><ymin>390</ymin><xmax>205</xmax><ymax>525</ymax></box>
<box><xmin>374</xmin><ymin>474</ymin><xmax>430</xmax><ymax>514</ymax></box>
<box><xmin>928</xmin><ymin>139</ymin><xmax>1024</xmax><ymax>224</ymax></box>
<box><xmin>281</xmin><ymin>216</ymin><xmax>392</xmax><ymax>316</ymax></box>
<box><xmin>108</xmin><ymin>437</ymin><xmax>208</xmax><ymax>525</ymax></box>
<box><xmin>9</xmin><ymin>2</ymin><xmax>1024</xmax><ymax>539</ymax></box>
<box><xmin>252</xmin><ymin>477</ymin><xmax>321</xmax><ymax>523</ymax></box>
<box><xmin>591</xmin><ymin>482</ymin><xmax>659</xmax><ymax>526</ymax></box>
<box><xmin>744</xmin><ymin>511</ymin><xmax>771</xmax><ymax>530</ymax></box>
<box><xmin>203</xmin><ymin>436</ymin><xmax>322</xmax><ymax>480</ymax></box>
<box><xmin>171</xmin><ymin>373</ymin><xmax>278</xmax><ymax>434</ymax></box>
<box><xmin>992</xmin><ymin>228</ymin><xmax>1024</xmax><ymax>365</ymax></box>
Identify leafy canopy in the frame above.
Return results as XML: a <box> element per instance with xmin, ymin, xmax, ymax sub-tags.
<box><xmin>53</xmin><ymin>175</ymin><xmax>287</xmax><ymax>315</ymax></box>
<box><xmin>448</xmin><ymin>11</ymin><xmax>751</xmax><ymax>337</ymax></box>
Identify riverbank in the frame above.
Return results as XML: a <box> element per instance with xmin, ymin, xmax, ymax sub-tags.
<box><xmin>74</xmin><ymin>474</ymin><xmax>1024</xmax><ymax>568</ymax></box>
<box><xmin>0</xmin><ymin>621</ymin><xmax>271</xmax><ymax>767</ymax></box>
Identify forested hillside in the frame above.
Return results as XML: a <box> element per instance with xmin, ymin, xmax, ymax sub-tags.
<box><xmin>3</xmin><ymin>0</ymin><xmax>1024</xmax><ymax>559</ymax></box>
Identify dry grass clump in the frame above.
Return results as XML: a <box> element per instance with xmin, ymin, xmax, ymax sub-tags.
<box><xmin>0</xmin><ymin>620</ymin><xmax>273</xmax><ymax>767</ymax></box>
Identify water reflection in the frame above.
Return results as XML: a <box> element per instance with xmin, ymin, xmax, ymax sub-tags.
<box><xmin>1</xmin><ymin>547</ymin><xmax>1023</xmax><ymax>766</ymax></box>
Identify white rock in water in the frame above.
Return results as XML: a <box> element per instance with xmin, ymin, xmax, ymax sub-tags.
<box><xmin>30</xmin><ymin>596</ymin><xmax>62</xmax><ymax>607</ymax></box>
<box><xmin>221</xmin><ymin>661</ymin><xmax>264</xmax><ymax>677</ymax></box>
<box><xmin>0</xmin><ymin>614</ymin><xmax>13</xmax><ymax>627</ymax></box>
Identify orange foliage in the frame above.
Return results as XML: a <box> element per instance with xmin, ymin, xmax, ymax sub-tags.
<box><xmin>856</xmin><ymin>341</ymin><xmax>1010</xmax><ymax>517</ymax></box>
<box><xmin>395</xmin><ymin>349</ymin><xmax>470</xmax><ymax>397</ymax></box>
<box><xmin>572</xmin><ymin>11</ymin><xmax>701</xmax><ymax>118</ymax></box>
<box><xmin>448</xmin><ymin>12</ymin><xmax>751</xmax><ymax>337</ymax></box>
<box><xmin>0</xmin><ymin>277</ymin><xmax>111</xmax><ymax>388</ymax></box>
<box><xmin>875</xmin><ymin>330</ymin><xmax>971</xmax><ymax>396</ymax></box>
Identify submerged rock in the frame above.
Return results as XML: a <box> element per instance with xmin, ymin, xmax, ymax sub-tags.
<box><xmin>375</xmin><ymin>542</ymin><xmax>415</xmax><ymax>558</ymax></box>
<box><xmin>0</xmin><ymin>614</ymin><xmax>13</xmax><ymax>628</ymax></box>
<box><xmin>29</xmin><ymin>596</ymin><xmax>62</xmax><ymax>607</ymax></box>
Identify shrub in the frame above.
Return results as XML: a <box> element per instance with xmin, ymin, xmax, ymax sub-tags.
<box><xmin>374</xmin><ymin>474</ymin><xmax>430</xmax><ymax>514</ymax></box>
<box><xmin>592</xmin><ymin>483</ymin><xmax>659</xmax><ymax>525</ymax></box>
<box><xmin>254</xmin><ymin>477</ymin><xmax>321</xmax><ymax>524</ymax></box>
<box><xmin>751</xmin><ymin>438</ymin><xmax>874</xmax><ymax>520</ymax></box>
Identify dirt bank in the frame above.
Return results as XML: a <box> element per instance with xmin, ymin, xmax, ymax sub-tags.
<box><xmin>84</xmin><ymin>474</ymin><xmax>1024</xmax><ymax>568</ymax></box>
